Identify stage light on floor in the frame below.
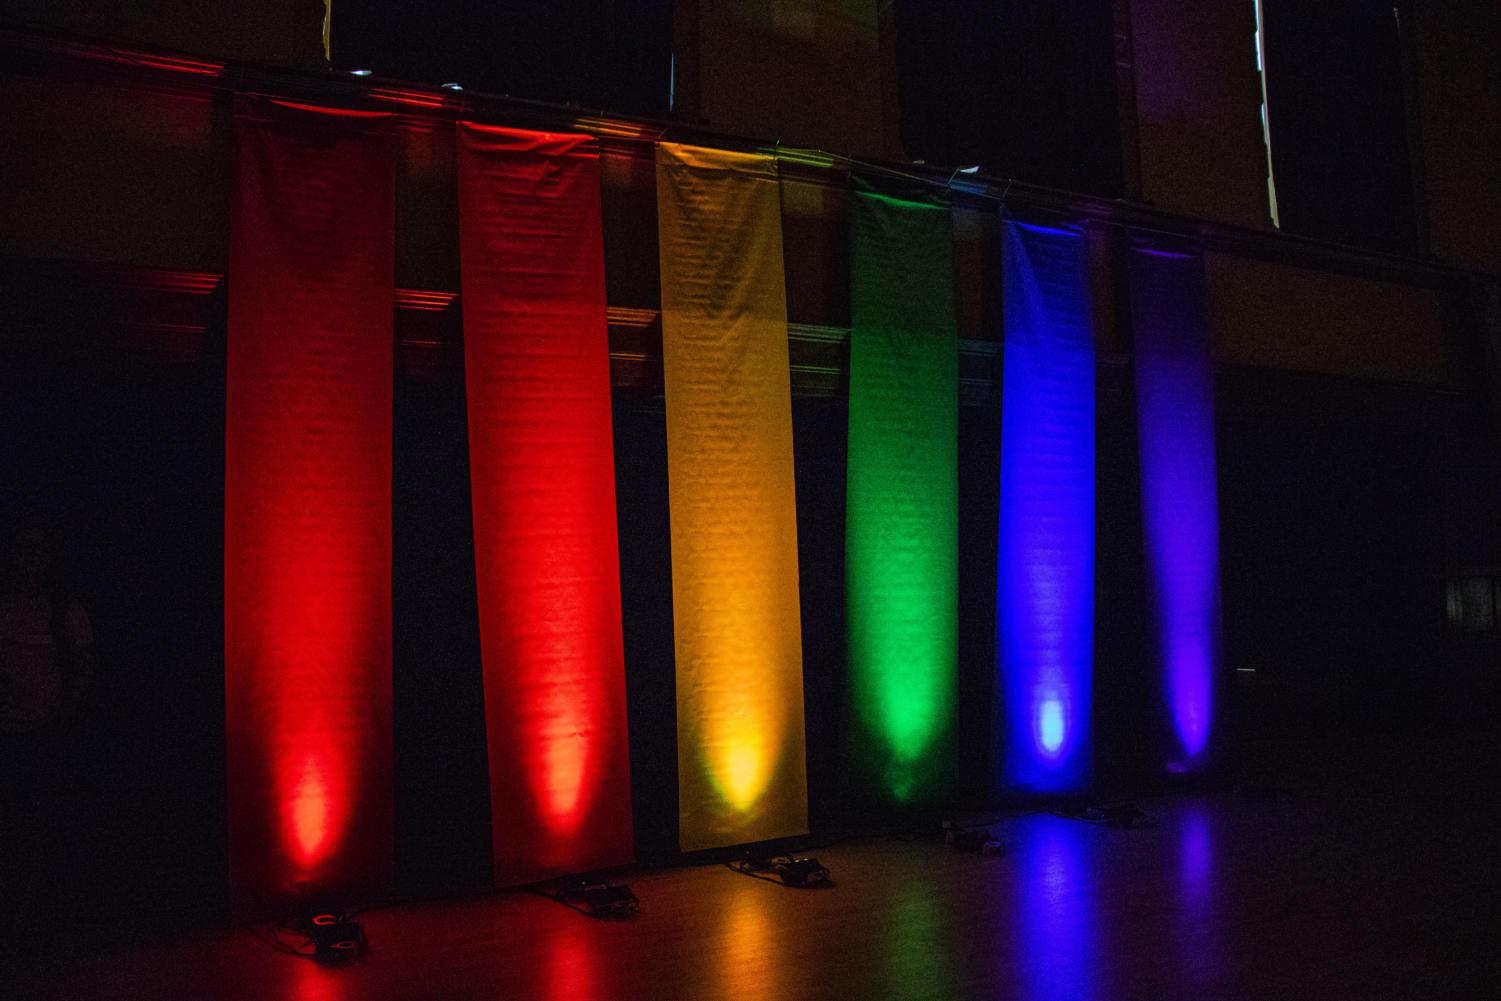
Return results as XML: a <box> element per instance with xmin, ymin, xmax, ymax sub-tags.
<box><xmin>550</xmin><ymin>877</ymin><xmax>639</xmax><ymax>918</ymax></box>
<box><xmin>306</xmin><ymin>912</ymin><xmax>366</xmax><ymax>961</ymax></box>
<box><xmin>1081</xmin><ymin>804</ymin><xmax>1147</xmax><ymax>828</ymax></box>
<box><xmin>943</xmin><ymin>824</ymin><xmax>1004</xmax><ymax>856</ymax></box>
<box><xmin>252</xmin><ymin>909</ymin><xmax>367</xmax><ymax>962</ymax></box>
<box><xmin>349</xmin><ymin>68</ymin><xmax>373</xmax><ymax>76</ymax></box>
<box><xmin>726</xmin><ymin>854</ymin><xmax>831</xmax><ymax>887</ymax></box>
<box><xmin>774</xmin><ymin>857</ymin><xmax>830</xmax><ymax>886</ymax></box>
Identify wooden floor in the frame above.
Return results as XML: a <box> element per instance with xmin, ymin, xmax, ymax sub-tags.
<box><xmin>7</xmin><ymin>729</ymin><xmax>1500</xmax><ymax>1000</ymax></box>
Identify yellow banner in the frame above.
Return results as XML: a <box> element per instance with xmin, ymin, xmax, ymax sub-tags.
<box><xmin>656</xmin><ymin>143</ymin><xmax>808</xmax><ymax>851</ymax></box>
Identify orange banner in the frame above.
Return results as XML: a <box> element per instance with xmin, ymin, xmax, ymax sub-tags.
<box><xmin>655</xmin><ymin>143</ymin><xmax>808</xmax><ymax>851</ymax></box>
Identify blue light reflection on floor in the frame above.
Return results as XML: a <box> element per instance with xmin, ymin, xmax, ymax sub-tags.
<box><xmin>1013</xmin><ymin>816</ymin><xmax>1099</xmax><ymax>1001</ymax></box>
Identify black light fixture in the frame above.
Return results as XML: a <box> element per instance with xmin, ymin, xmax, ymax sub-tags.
<box><xmin>250</xmin><ymin>904</ymin><xmax>368</xmax><ymax>962</ymax></box>
<box><xmin>771</xmin><ymin>856</ymin><xmax>830</xmax><ymax>887</ymax></box>
<box><xmin>551</xmin><ymin>877</ymin><xmax>639</xmax><ymax>918</ymax></box>
<box><xmin>727</xmin><ymin>854</ymin><xmax>831</xmax><ymax>887</ymax></box>
<box><xmin>307</xmin><ymin>912</ymin><xmax>366</xmax><ymax>960</ymax></box>
<box><xmin>264</xmin><ymin>910</ymin><xmax>366</xmax><ymax>962</ymax></box>
<box><xmin>944</xmin><ymin>823</ymin><xmax>1004</xmax><ymax>856</ymax></box>
<box><xmin>1082</xmin><ymin>803</ymin><xmax>1147</xmax><ymax>828</ymax></box>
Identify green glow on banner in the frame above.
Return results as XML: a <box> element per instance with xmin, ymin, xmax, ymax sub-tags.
<box><xmin>845</xmin><ymin>184</ymin><xmax>958</xmax><ymax>806</ymax></box>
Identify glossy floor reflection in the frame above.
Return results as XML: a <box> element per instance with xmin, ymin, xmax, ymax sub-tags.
<box><xmin>9</xmin><ymin>732</ymin><xmax>1501</xmax><ymax>1000</ymax></box>
<box><xmin>1013</xmin><ymin>819</ymin><xmax>1099</xmax><ymax>1001</ymax></box>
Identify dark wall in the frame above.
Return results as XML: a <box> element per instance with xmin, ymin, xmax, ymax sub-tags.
<box><xmin>1410</xmin><ymin>0</ymin><xmax>1501</xmax><ymax>274</ymax></box>
<box><xmin>1093</xmin><ymin>379</ymin><xmax>1149</xmax><ymax>791</ymax></box>
<box><xmin>894</xmin><ymin>0</ymin><xmax>1122</xmax><ymax>195</ymax></box>
<box><xmin>1127</xmin><ymin>0</ymin><xmax>1269</xmax><ymax>229</ymax></box>
<box><xmin>1</xmin><ymin>343</ymin><xmax>227</xmax><ymax>914</ymax></box>
<box><xmin>391</xmin><ymin>368</ymin><xmax>491</xmax><ymax>896</ymax></box>
<box><xmin>611</xmin><ymin>396</ymin><xmax>676</xmax><ymax>860</ymax></box>
<box><xmin>11</xmin><ymin>0</ymin><xmax>1501</xmax><ymax>274</ymax></box>
<box><xmin>1219</xmin><ymin>416</ymin><xmax>1447</xmax><ymax>732</ymax></box>
<box><xmin>1261</xmin><ymin>0</ymin><xmax>1418</xmax><ymax>253</ymax></box>
<box><xmin>692</xmin><ymin>0</ymin><xmax>894</xmax><ymax>158</ymax></box>
<box><xmin>3</xmin><ymin>1</ymin><xmax>323</xmax><ymax>66</ymax></box>
<box><xmin>334</xmin><ymin>1</ymin><xmax>674</xmax><ymax>116</ymax></box>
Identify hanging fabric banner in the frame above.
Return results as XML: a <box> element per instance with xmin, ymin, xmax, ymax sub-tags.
<box><xmin>225</xmin><ymin>97</ymin><xmax>395</xmax><ymax>915</ymax></box>
<box><xmin>1127</xmin><ymin>235</ymin><xmax>1223</xmax><ymax>776</ymax></box>
<box><xmin>655</xmin><ymin>143</ymin><xmax>808</xmax><ymax>851</ymax></box>
<box><xmin>996</xmin><ymin>217</ymin><xmax>1095</xmax><ymax>796</ymax></box>
<box><xmin>457</xmin><ymin>122</ymin><xmax>634</xmax><ymax>884</ymax></box>
<box><xmin>845</xmin><ymin>181</ymin><xmax>958</xmax><ymax>808</ymax></box>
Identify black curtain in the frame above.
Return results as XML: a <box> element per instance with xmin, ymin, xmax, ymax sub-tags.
<box><xmin>1261</xmin><ymin>0</ymin><xmax>1418</xmax><ymax>253</ymax></box>
<box><xmin>335</xmin><ymin>0</ymin><xmax>674</xmax><ymax>117</ymax></box>
<box><xmin>1219</xmin><ymin>417</ymin><xmax>1444</xmax><ymax>731</ymax></box>
<box><xmin>392</xmin><ymin>368</ymin><xmax>492</xmax><ymax>896</ymax></box>
<box><xmin>0</xmin><ymin>341</ymin><xmax>228</xmax><ymax>915</ymax></box>
<box><xmin>894</xmin><ymin>0</ymin><xmax>1122</xmax><ymax>197</ymax></box>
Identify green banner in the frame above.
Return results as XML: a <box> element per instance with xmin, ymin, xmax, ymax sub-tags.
<box><xmin>845</xmin><ymin>182</ymin><xmax>959</xmax><ymax>807</ymax></box>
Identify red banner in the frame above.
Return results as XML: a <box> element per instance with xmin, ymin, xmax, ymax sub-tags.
<box><xmin>225</xmin><ymin>97</ymin><xmax>396</xmax><ymax>915</ymax></box>
<box><xmin>457</xmin><ymin>122</ymin><xmax>634</xmax><ymax>885</ymax></box>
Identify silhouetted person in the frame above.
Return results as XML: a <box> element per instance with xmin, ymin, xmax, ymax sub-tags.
<box><xmin>0</xmin><ymin>523</ymin><xmax>93</xmax><ymax>950</ymax></box>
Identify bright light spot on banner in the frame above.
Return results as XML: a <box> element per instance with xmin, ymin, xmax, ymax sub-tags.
<box><xmin>722</xmin><ymin>742</ymin><xmax>769</xmax><ymax>812</ymax></box>
<box><xmin>1037</xmin><ymin>698</ymin><xmax>1066</xmax><ymax>756</ymax></box>
<box><xmin>537</xmin><ymin>696</ymin><xmax>589</xmax><ymax>837</ymax></box>
<box><xmin>290</xmin><ymin>757</ymin><xmax>334</xmax><ymax>867</ymax></box>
